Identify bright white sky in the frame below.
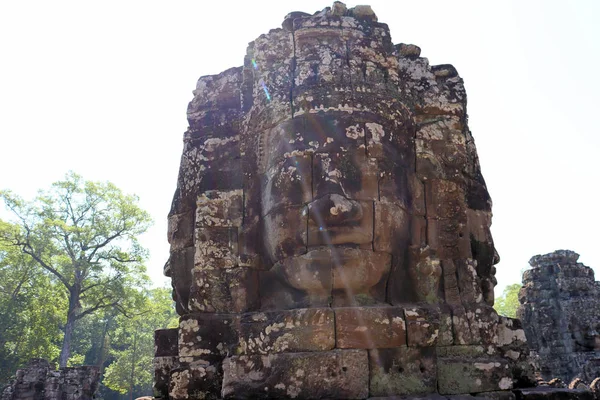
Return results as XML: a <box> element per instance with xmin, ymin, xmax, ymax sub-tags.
<box><xmin>1</xmin><ymin>1</ymin><xmax>599</xmax><ymax>294</ymax></box>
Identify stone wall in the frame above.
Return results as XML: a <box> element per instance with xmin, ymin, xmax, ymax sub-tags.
<box><xmin>1</xmin><ymin>359</ymin><xmax>99</xmax><ymax>400</ymax></box>
<box><xmin>518</xmin><ymin>250</ymin><xmax>600</xmax><ymax>382</ymax></box>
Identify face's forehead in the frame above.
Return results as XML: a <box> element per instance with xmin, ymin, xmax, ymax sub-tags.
<box><xmin>258</xmin><ymin>110</ymin><xmax>416</xmax><ymax>219</ymax></box>
<box><xmin>261</xmin><ymin>110</ymin><xmax>415</xmax><ymax>172</ymax></box>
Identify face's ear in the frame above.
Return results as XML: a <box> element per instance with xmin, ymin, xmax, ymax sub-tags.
<box><xmin>167</xmin><ymin>68</ymin><xmax>248</xmax><ymax>315</ymax></box>
<box><xmin>397</xmin><ymin>52</ymin><xmax>499</xmax><ymax>305</ymax></box>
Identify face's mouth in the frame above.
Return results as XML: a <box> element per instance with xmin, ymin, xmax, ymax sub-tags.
<box><xmin>271</xmin><ymin>246</ymin><xmax>391</xmax><ymax>294</ymax></box>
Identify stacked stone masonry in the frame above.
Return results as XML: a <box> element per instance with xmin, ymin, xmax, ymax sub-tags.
<box><xmin>155</xmin><ymin>2</ymin><xmax>543</xmax><ymax>399</ymax></box>
<box><xmin>1</xmin><ymin>359</ymin><xmax>99</xmax><ymax>400</ymax></box>
<box><xmin>518</xmin><ymin>250</ymin><xmax>600</xmax><ymax>383</ymax></box>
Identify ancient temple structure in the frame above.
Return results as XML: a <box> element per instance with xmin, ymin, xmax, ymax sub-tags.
<box><xmin>518</xmin><ymin>250</ymin><xmax>600</xmax><ymax>383</ymax></box>
<box><xmin>0</xmin><ymin>359</ymin><xmax>99</xmax><ymax>400</ymax></box>
<box><xmin>154</xmin><ymin>3</ymin><xmax>537</xmax><ymax>399</ymax></box>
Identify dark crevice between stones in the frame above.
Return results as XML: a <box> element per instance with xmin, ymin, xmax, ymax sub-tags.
<box><xmin>290</xmin><ymin>26</ymin><xmax>297</xmax><ymax>119</ymax></box>
<box><xmin>371</xmin><ymin>201</ymin><xmax>375</xmax><ymax>252</ymax></box>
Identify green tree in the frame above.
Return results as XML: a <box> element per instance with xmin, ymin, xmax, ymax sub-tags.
<box><xmin>494</xmin><ymin>283</ymin><xmax>522</xmax><ymax>318</ymax></box>
<box><xmin>103</xmin><ymin>287</ymin><xmax>177</xmax><ymax>398</ymax></box>
<box><xmin>0</xmin><ymin>223</ymin><xmax>65</xmax><ymax>383</ymax></box>
<box><xmin>0</xmin><ymin>172</ymin><xmax>152</xmax><ymax>368</ymax></box>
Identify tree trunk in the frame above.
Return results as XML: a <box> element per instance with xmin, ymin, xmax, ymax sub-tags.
<box><xmin>59</xmin><ymin>314</ymin><xmax>75</xmax><ymax>368</ymax></box>
<box><xmin>129</xmin><ymin>327</ymin><xmax>138</xmax><ymax>400</ymax></box>
<box><xmin>59</xmin><ymin>287</ymin><xmax>80</xmax><ymax>368</ymax></box>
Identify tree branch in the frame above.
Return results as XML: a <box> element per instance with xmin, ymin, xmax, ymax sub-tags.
<box><xmin>81</xmin><ymin>272</ymin><xmax>122</xmax><ymax>294</ymax></box>
<box><xmin>19</xmin><ymin>239</ymin><xmax>72</xmax><ymax>291</ymax></box>
<box><xmin>76</xmin><ymin>299</ymin><xmax>119</xmax><ymax>320</ymax></box>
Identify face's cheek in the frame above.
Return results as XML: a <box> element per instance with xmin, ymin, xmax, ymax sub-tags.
<box><xmin>263</xmin><ymin>173</ymin><xmax>308</xmax><ymax>264</ymax></box>
<box><xmin>261</xmin><ymin>153</ymin><xmax>312</xmax><ymax>217</ymax></box>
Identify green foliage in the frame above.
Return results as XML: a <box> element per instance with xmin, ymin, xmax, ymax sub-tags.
<box><xmin>494</xmin><ymin>283</ymin><xmax>522</xmax><ymax>318</ymax></box>
<box><xmin>0</xmin><ymin>226</ymin><xmax>65</xmax><ymax>383</ymax></box>
<box><xmin>103</xmin><ymin>288</ymin><xmax>177</xmax><ymax>396</ymax></box>
<box><xmin>0</xmin><ymin>174</ymin><xmax>178</xmax><ymax>397</ymax></box>
<box><xmin>0</xmin><ymin>172</ymin><xmax>152</xmax><ymax>369</ymax></box>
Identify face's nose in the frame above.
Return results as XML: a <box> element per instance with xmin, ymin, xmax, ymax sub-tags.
<box><xmin>309</xmin><ymin>194</ymin><xmax>363</xmax><ymax>227</ymax></box>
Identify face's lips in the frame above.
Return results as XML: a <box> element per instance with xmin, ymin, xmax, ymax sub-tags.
<box><xmin>271</xmin><ymin>246</ymin><xmax>392</xmax><ymax>294</ymax></box>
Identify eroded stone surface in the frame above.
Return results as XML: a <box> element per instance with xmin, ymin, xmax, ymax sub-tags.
<box><xmin>369</xmin><ymin>347</ymin><xmax>437</xmax><ymax>396</ymax></box>
<box><xmin>221</xmin><ymin>350</ymin><xmax>369</xmax><ymax>399</ymax></box>
<box><xmin>1</xmin><ymin>359</ymin><xmax>99</xmax><ymax>400</ymax></box>
<box><xmin>154</xmin><ymin>1</ymin><xmax>528</xmax><ymax>398</ymax></box>
<box><xmin>518</xmin><ymin>250</ymin><xmax>600</xmax><ymax>383</ymax></box>
<box><xmin>335</xmin><ymin>306</ymin><xmax>406</xmax><ymax>349</ymax></box>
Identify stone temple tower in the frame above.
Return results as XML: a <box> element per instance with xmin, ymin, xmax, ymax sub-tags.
<box><xmin>519</xmin><ymin>250</ymin><xmax>600</xmax><ymax>383</ymax></box>
<box><xmin>153</xmin><ymin>3</ymin><xmax>535</xmax><ymax>399</ymax></box>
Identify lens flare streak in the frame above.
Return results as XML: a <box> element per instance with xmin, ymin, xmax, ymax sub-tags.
<box><xmin>260</xmin><ymin>81</ymin><xmax>271</xmax><ymax>101</ymax></box>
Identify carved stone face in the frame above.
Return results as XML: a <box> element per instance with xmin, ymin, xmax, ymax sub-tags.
<box><xmin>165</xmin><ymin>5</ymin><xmax>499</xmax><ymax>316</ymax></box>
<box><xmin>257</xmin><ymin>108</ymin><xmax>419</xmax><ymax>309</ymax></box>
<box><xmin>157</xmin><ymin>6</ymin><xmax>513</xmax><ymax>399</ymax></box>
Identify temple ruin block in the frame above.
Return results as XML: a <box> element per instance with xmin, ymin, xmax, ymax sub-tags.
<box><xmin>518</xmin><ymin>250</ymin><xmax>600</xmax><ymax>383</ymax></box>
<box><xmin>1</xmin><ymin>359</ymin><xmax>99</xmax><ymax>400</ymax></box>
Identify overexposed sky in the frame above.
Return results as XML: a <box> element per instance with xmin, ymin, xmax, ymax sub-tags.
<box><xmin>1</xmin><ymin>1</ymin><xmax>598</xmax><ymax>293</ymax></box>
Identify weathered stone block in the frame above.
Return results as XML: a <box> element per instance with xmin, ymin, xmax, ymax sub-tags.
<box><xmin>188</xmin><ymin>267</ymin><xmax>259</xmax><ymax>313</ymax></box>
<box><xmin>178</xmin><ymin>314</ymin><xmax>239</xmax><ymax>361</ymax></box>
<box><xmin>168</xmin><ymin>210</ymin><xmax>195</xmax><ymax>251</ymax></box>
<box><xmin>464</xmin><ymin>305</ymin><xmax>500</xmax><ymax>345</ymax></box>
<box><xmin>251</xmin><ymin>30</ymin><xmax>293</xmax><ymax>72</ymax></box>
<box><xmin>295</xmin><ymin>57</ymin><xmax>351</xmax><ymax>87</ymax></box>
<box><xmin>416</xmin><ymin>119</ymin><xmax>467</xmax><ymax>183</ymax></box>
<box><xmin>335</xmin><ymin>306</ymin><xmax>406</xmax><ymax>349</ymax></box>
<box><xmin>195</xmin><ymin>227</ymin><xmax>238</xmax><ymax>269</ymax></box>
<box><xmin>364</xmin><ymin>115</ymin><xmax>413</xmax><ymax>165</ymax></box>
<box><xmin>154</xmin><ymin>356</ymin><xmax>177</xmax><ymax>398</ymax></box>
<box><xmin>238</xmin><ymin>308</ymin><xmax>335</xmax><ymax>354</ymax></box>
<box><xmin>155</xmin><ymin>328</ymin><xmax>179</xmax><ymax>357</ymax></box>
<box><xmin>454</xmin><ymin>258</ymin><xmax>484</xmax><ymax>304</ymax></box>
<box><xmin>169</xmin><ymin>246</ymin><xmax>195</xmax><ymax>314</ymax></box>
<box><xmin>188</xmin><ymin>67</ymin><xmax>242</xmax><ymax>117</ymax></box>
<box><xmin>169</xmin><ymin>360</ymin><xmax>222</xmax><ymax>400</ymax></box>
<box><xmin>427</xmin><ymin>218</ymin><xmax>471</xmax><ymax>260</ymax></box>
<box><xmin>293</xmin><ymin>87</ymin><xmax>359</xmax><ymax>118</ymax></box>
<box><xmin>405</xmin><ymin>306</ymin><xmax>441</xmax><ymax>347</ymax></box>
<box><xmin>294</xmin><ymin>27</ymin><xmax>350</xmax><ymax>86</ymax></box>
<box><xmin>221</xmin><ymin>349</ymin><xmax>369</xmax><ymax>399</ymax></box>
<box><xmin>425</xmin><ymin>179</ymin><xmax>467</xmax><ymax>220</ymax></box>
<box><xmin>374</xmin><ymin>201</ymin><xmax>410</xmax><ymax>254</ymax></box>
<box><xmin>450</xmin><ymin>305</ymin><xmax>474</xmax><ymax>345</ymax></box>
<box><xmin>196</xmin><ymin>190</ymin><xmax>243</xmax><ymax>227</ymax></box>
<box><xmin>369</xmin><ymin>347</ymin><xmax>437</xmax><ymax>396</ymax></box>
<box><xmin>437</xmin><ymin>357</ymin><xmax>512</xmax><ymax>395</ymax></box>
<box><xmin>237</xmin><ymin>221</ymin><xmax>263</xmax><ymax>269</ymax></box>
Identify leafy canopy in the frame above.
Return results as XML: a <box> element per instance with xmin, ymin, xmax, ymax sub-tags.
<box><xmin>0</xmin><ymin>172</ymin><xmax>153</xmax><ymax>367</ymax></box>
<box><xmin>494</xmin><ymin>283</ymin><xmax>521</xmax><ymax>318</ymax></box>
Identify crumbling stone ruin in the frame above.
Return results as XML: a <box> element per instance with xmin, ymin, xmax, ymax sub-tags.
<box><xmin>518</xmin><ymin>250</ymin><xmax>600</xmax><ymax>383</ymax></box>
<box><xmin>154</xmin><ymin>2</ymin><xmax>543</xmax><ymax>399</ymax></box>
<box><xmin>1</xmin><ymin>359</ymin><xmax>99</xmax><ymax>400</ymax></box>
